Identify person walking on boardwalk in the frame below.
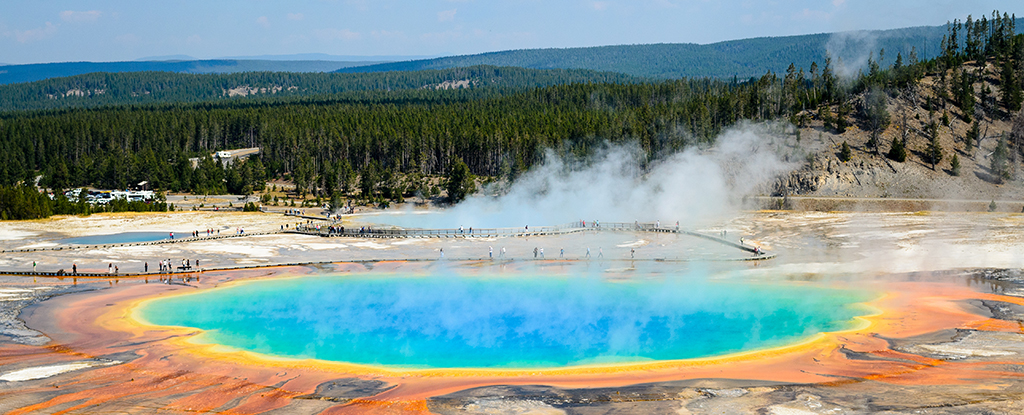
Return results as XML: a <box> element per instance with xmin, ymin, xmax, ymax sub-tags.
<box><xmin>489</xmin><ymin>246</ymin><xmax>493</xmax><ymax>259</ymax></box>
<box><xmin>560</xmin><ymin>248</ymin><xmax>564</xmax><ymax>258</ymax></box>
<box><xmin>598</xmin><ymin>248</ymin><xmax>604</xmax><ymax>258</ymax></box>
<box><xmin>586</xmin><ymin>247</ymin><xmax>591</xmax><ymax>258</ymax></box>
<box><xmin>501</xmin><ymin>247</ymin><xmax>506</xmax><ymax>258</ymax></box>
<box><xmin>145</xmin><ymin>262</ymin><xmax>148</xmax><ymax>273</ymax></box>
<box><xmin>534</xmin><ymin>247</ymin><xmax>538</xmax><ymax>258</ymax></box>
<box><xmin>32</xmin><ymin>261</ymin><xmax>36</xmax><ymax>272</ymax></box>
<box><xmin>108</xmin><ymin>263</ymin><xmax>112</xmax><ymax>274</ymax></box>
<box><xmin>540</xmin><ymin>248</ymin><xmax>544</xmax><ymax>258</ymax></box>
<box><xmin>72</xmin><ymin>263</ymin><xmax>77</xmax><ymax>274</ymax></box>
<box><xmin>631</xmin><ymin>249</ymin><xmax>635</xmax><ymax>258</ymax></box>
<box><xmin>440</xmin><ymin>248</ymin><xmax>444</xmax><ymax>259</ymax></box>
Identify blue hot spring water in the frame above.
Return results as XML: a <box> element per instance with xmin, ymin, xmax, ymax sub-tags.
<box><xmin>61</xmin><ymin>231</ymin><xmax>176</xmax><ymax>245</ymax></box>
<box><xmin>139</xmin><ymin>274</ymin><xmax>873</xmax><ymax>369</ymax></box>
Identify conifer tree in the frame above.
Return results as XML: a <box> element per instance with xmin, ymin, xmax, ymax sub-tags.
<box><xmin>966</xmin><ymin>118</ymin><xmax>980</xmax><ymax>153</ymax></box>
<box><xmin>445</xmin><ymin>158</ymin><xmax>476</xmax><ymax>203</ymax></box>
<box><xmin>991</xmin><ymin>133</ymin><xmax>1010</xmax><ymax>182</ymax></box>
<box><xmin>887</xmin><ymin>137</ymin><xmax>907</xmax><ymax>162</ymax></box>
<box><xmin>925</xmin><ymin>122</ymin><xmax>943</xmax><ymax>170</ymax></box>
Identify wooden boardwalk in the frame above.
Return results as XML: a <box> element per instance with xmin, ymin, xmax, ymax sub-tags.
<box><xmin>290</xmin><ymin>221</ymin><xmax>773</xmax><ymax>259</ymax></box>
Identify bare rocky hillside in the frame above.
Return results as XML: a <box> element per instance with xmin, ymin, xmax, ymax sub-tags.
<box><xmin>775</xmin><ymin>61</ymin><xmax>1024</xmax><ymax>205</ymax></box>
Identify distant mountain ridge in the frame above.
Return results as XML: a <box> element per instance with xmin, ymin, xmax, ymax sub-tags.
<box><xmin>0</xmin><ymin>60</ymin><xmax>386</xmax><ymax>85</ymax></box>
<box><xmin>339</xmin><ymin>20</ymin><xmax>1024</xmax><ymax>79</ymax></box>
<box><xmin>214</xmin><ymin>53</ymin><xmax>434</xmax><ymax>62</ymax></box>
<box><xmin>3</xmin><ymin>18</ymin><xmax>1021</xmax><ymax>87</ymax></box>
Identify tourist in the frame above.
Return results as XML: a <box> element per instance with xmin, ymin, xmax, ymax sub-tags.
<box><xmin>501</xmin><ymin>247</ymin><xmax>506</xmax><ymax>258</ymax></box>
<box><xmin>560</xmin><ymin>248</ymin><xmax>564</xmax><ymax>258</ymax></box>
<box><xmin>72</xmin><ymin>263</ymin><xmax>77</xmax><ymax>274</ymax></box>
<box><xmin>170</xmin><ymin>232</ymin><xmax>174</xmax><ymax>239</ymax></box>
<box><xmin>540</xmin><ymin>248</ymin><xmax>544</xmax><ymax>258</ymax></box>
<box><xmin>489</xmin><ymin>246</ymin><xmax>493</xmax><ymax>259</ymax></box>
<box><xmin>32</xmin><ymin>261</ymin><xmax>36</xmax><ymax>272</ymax></box>
<box><xmin>108</xmin><ymin>263</ymin><xmax>112</xmax><ymax>274</ymax></box>
<box><xmin>631</xmin><ymin>249</ymin><xmax>635</xmax><ymax>258</ymax></box>
<box><xmin>145</xmin><ymin>262</ymin><xmax>148</xmax><ymax>272</ymax></box>
<box><xmin>440</xmin><ymin>248</ymin><xmax>444</xmax><ymax>259</ymax></box>
<box><xmin>533</xmin><ymin>247</ymin><xmax>538</xmax><ymax>258</ymax></box>
<box><xmin>598</xmin><ymin>248</ymin><xmax>604</xmax><ymax>258</ymax></box>
<box><xmin>114</xmin><ymin>265</ymin><xmax>118</xmax><ymax>274</ymax></box>
<box><xmin>586</xmin><ymin>247</ymin><xmax>591</xmax><ymax>258</ymax></box>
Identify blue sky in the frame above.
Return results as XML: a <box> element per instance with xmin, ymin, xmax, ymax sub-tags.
<box><xmin>0</xmin><ymin>1</ymin><xmax>1019</xmax><ymax>64</ymax></box>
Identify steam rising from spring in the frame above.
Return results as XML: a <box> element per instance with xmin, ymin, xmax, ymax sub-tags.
<box><xmin>826</xmin><ymin>30</ymin><xmax>880</xmax><ymax>79</ymax></box>
<box><xmin>390</xmin><ymin>123</ymin><xmax>794</xmax><ymax>229</ymax></box>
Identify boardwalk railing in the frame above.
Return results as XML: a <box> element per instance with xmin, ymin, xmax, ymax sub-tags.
<box><xmin>290</xmin><ymin>221</ymin><xmax>767</xmax><ymax>256</ymax></box>
<box><xmin>0</xmin><ymin>231</ymin><xmax>281</xmax><ymax>254</ymax></box>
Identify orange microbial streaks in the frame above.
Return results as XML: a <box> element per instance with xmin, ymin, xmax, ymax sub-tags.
<box><xmin>327</xmin><ymin>398</ymin><xmax>432</xmax><ymax>415</ymax></box>
<box><xmin>8</xmin><ymin>264</ymin><xmax>1024</xmax><ymax>413</ymax></box>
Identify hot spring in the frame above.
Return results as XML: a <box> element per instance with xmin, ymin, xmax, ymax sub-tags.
<box><xmin>138</xmin><ymin>268</ymin><xmax>874</xmax><ymax>369</ymax></box>
<box><xmin>60</xmin><ymin>231</ymin><xmax>178</xmax><ymax>245</ymax></box>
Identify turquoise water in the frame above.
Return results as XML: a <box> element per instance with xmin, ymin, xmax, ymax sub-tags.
<box><xmin>139</xmin><ymin>274</ymin><xmax>873</xmax><ymax>369</ymax></box>
<box><xmin>61</xmin><ymin>231</ymin><xmax>175</xmax><ymax>245</ymax></box>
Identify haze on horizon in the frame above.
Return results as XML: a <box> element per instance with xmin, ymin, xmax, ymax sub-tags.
<box><xmin>0</xmin><ymin>0</ymin><xmax>1019</xmax><ymax>65</ymax></box>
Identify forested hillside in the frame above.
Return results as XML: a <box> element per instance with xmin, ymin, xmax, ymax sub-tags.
<box><xmin>0</xmin><ymin>59</ymin><xmax>383</xmax><ymax>86</ymax></box>
<box><xmin>0</xmin><ymin>66</ymin><xmax>639</xmax><ymax>112</ymax></box>
<box><xmin>339</xmin><ymin>18</ymin><xmax>1021</xmax><ymax>79</ymax></box>
<box><xmin>1</xmin><ymin>11</ymin><xmax>1021</xmax><ymax>221</ymax></box>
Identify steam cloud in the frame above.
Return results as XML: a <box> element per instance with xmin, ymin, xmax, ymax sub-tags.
<box><xmin>387</xmin><ymin>123</ymin><xmax>795</xmax><ymax>229</ymax></box>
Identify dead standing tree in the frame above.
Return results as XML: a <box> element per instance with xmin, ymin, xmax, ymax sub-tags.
<box><xmin>1012</xmin><ymin>109</ymin><xmax>1024</xmax><ymax>170</ymax></box>
<box><xmin>895</xmin><ymin>87</ymin><xmax>919</xmax><ymax>147</ymax></box>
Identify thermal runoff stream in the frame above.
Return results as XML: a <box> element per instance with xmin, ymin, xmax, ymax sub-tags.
<box><xmin>138</xmin><ymin>272</ymin><xmax>873</xmax><ymax>369</ymax></box>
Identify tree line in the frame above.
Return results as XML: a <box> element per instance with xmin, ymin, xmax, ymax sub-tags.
<box><xmin>0</xmin><ymin>66</ymin><xmax>639</xmax><ymax>112</ymax></box>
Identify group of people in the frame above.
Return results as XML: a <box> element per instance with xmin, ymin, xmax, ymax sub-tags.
<box><xmin>170</xmin><ymin>229</ymin><xmax>222</xmax><ymax>239</ymax></box>
<box><xmin>156</xmin><ymin>258</ymin><xmax>200</xmax><ymax>272</ymax></box>
<box><xmin>487</xmin><ymin>246</ymin><xmax>507</xmax><ymax>259</ymax></box>
<box><xmin>476</xmin><ymin>246</ymin><xmax>614</xmax><ymax>259</ymax></box>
